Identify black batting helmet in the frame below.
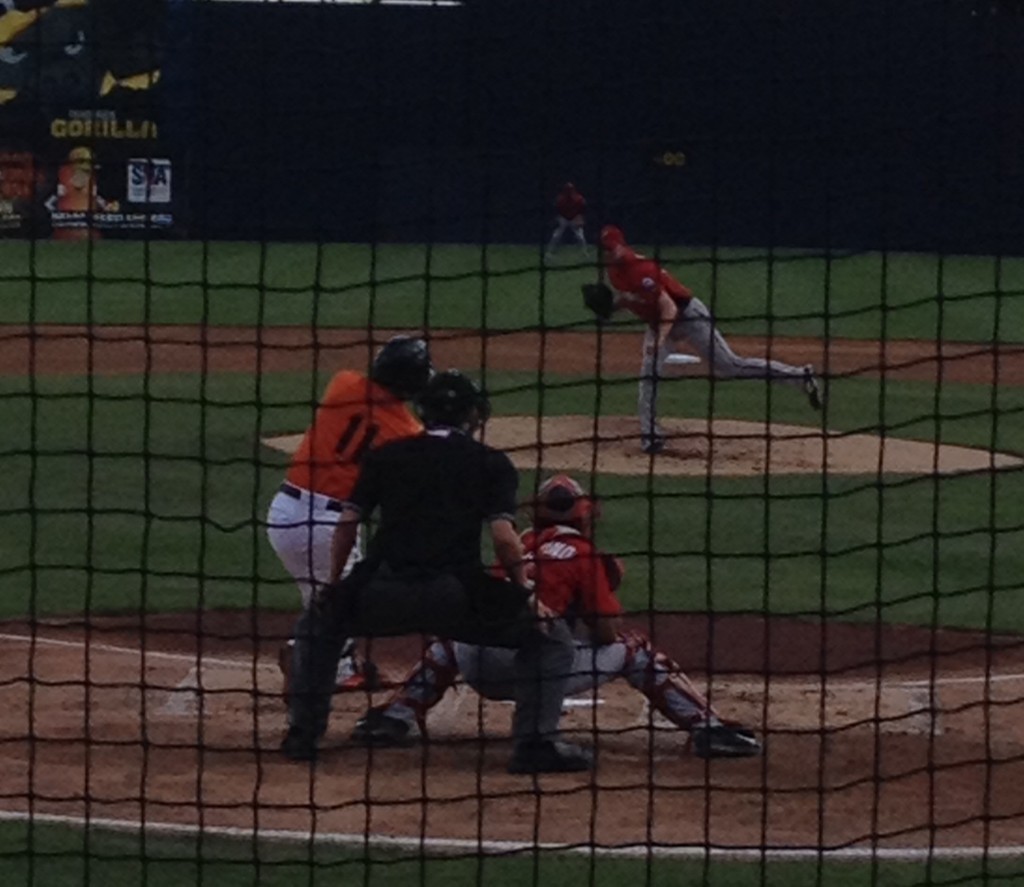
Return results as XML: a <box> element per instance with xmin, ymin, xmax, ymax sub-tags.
<box><xmin>370</xmin><ymin>336</ymin><xmax>433</xmax><ymax>400</ymax></box>
<box><xmin>415</xmin><ymin>370</ymin><xmax>491</xmax><ymax>430</ymax></box>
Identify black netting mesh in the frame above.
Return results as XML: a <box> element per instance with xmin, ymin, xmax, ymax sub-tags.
<box><xmin>2</xmin><ymin>1</ymin><xmax>1024</xmax><ymax>885</ymax></box>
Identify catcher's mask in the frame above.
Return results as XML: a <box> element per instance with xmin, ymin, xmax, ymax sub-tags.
<box><xmin>415</xmin><ymin>369</ymin><xmax>491</xmax><ymax>431</ymax></box>
<box><xmin>533</xmin><ymin>474</ymin><xmax>597</xmax><ymax>530</ymax></box>
<box><xmin>371</xmin><ymin>336</ymin><xmax>433</xmax><ymax>400</ymax></box>
<box><xmin>599</xmin><ymin>224</ymin><xmax>626</xmax><ymax>252</ymax></box>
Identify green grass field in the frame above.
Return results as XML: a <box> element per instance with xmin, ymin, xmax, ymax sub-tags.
<box><xmin>2</xmin><ymin>240</ymin><xmax>1023</xmax><ymax>342</ymax></box>
<box><xmin>2</xmin><ymin>821</ymin><xmax>1023</xmax><ymax>887</ymax></box>
<box><xmin>2</xmin><ymin>239</ymin><xmax>1023</xmax><ymax>882</ymax></box>
<box><xmin>1</xmin><ymin>368</ymin><xmax>1022</xmax><ymax>629</ymax></box>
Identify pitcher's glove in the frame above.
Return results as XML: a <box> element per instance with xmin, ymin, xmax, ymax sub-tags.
<box><xmin>581</xmin><ymin>282</ymin><xmax>616</xmax><ymax>321</ymax></box>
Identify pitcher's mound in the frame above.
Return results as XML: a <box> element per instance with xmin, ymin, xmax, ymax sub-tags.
<box><xmin>480</xmin><ymin>415</ymin><xmax>1023</xmax><ymax>477</ymax></box>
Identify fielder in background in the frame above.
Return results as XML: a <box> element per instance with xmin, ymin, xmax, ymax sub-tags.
<box><xmin>588</xmin><ymin>225</ymin><xmax>823</xmax><ymax>454</ymax></box>
<box><xmin>545</xmin><ymin>181</ymin><xmax>590</xmax><ymax>260</ymax></box>
<box><xmin>281</xmin><ymin>371</ymin><xmax>591</xmax><ymax>774</ymax></box>
<box><xmin>266</xmin><ymin>336</ymin><xmax>433</xmax><ymax>695</ymax></box>
<box><xmin>352</xmin><ymin>473</ymin><xmax>762</xmax><ymax>760</ymax></box>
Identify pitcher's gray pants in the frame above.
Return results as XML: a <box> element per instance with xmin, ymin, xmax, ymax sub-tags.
<box><xmin>639</xmin><ymin>296</ymin><xmax>807</xmax><ymax>438</ymax></box>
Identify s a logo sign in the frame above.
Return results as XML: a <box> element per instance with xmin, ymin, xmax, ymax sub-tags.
<box><xmin>127</xmin><ymin>158</ymin><xmax>172</xmax><ymax>204</ymax></box>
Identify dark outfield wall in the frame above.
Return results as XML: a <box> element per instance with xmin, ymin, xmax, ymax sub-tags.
<box><xmin>176</xmin><ymin>0</ymin><xmax>1024</xmax><ymax>253</ymax></box>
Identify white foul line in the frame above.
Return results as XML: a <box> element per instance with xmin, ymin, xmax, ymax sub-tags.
<box><xmin>0</xmin><ymin>809</ymin><xmax>1019</xmax><ymax>863</ymax></box>
<box><xmin>0</xmin><ymin>632</ymin><xmax>276</xmax><ymax>672</ymax></box>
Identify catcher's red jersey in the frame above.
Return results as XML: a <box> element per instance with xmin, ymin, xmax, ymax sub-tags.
<box><xmin>607</xmin><ymin>249</ymin><xmax>693</xmax><ymax>325</ymax></box>
<box><xmin>285</xmin><ymin>371</ymin><xmax>422</xmax><ymax>501</ymax></box>
<box><xmin>555</xmin><ymin>188</ymin><xmax>586</xmax><ymax>220</ymax></box>
<box><xmin>521</xmin><ymin>526</ymin><xmax>623</xmax><ymax>622</ymax></box>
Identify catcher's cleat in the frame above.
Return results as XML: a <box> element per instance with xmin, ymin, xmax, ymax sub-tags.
<box><xmin>507</xmin><ymin>739</ymin><xmax>594</xmax><ymax>774</ymax></box>
<box><xmin>691</xmin><ymin>723</ymin><xmax>762</xmax><ymax>759</ymax></box>
<box><xmin>803</xmin><ymin>365</ymin><xmax>824</xmax><ymax>411</ymax></box>
<box><xmin>334</xmin><ymin>655</ymin><xmax>380</xmax><ymax>692</ymax></box>
<box><xmin>351</xmin><ymin>706</ymin><xmax>413</xmax><ymax>747</ymax></box>
<box><xmin>280</xmin><ymin>726</ymin><xmax>319</xmax><ymax>762</ymax></box>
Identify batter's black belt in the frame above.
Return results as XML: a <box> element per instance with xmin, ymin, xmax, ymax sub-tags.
<box><xmin>279</xmin><ymin>482</ymin><xmax>344</xmax><ymax>513</ymax></box>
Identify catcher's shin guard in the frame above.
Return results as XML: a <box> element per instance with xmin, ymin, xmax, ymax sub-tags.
<box><xmin>620</xmin><ymin>630</ymin><xmax>717</xmax><ymax>729</ymax></box>
<box><xmin>383</xmin><ymin>638</ymin><xmax>460</xmax><ymax>732</ymax></box>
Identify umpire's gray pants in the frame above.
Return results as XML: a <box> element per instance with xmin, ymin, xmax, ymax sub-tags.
<box><xmin>288</xmin><ymin>565</ymin><xmax>575</xmax><ymax>745</ymax></box>
<box><xmin>638</xmin><ymin>296</ymin><xmax>807</xmax><ymax>437</ymax></box>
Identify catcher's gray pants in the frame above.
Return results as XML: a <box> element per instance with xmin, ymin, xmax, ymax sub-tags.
<box><xmin>383</xmin><ymin>636</ymin><xmax>717</xmax><ymax>732</ymax></box>
<box><xmin>287</xmin><ymin>564</ymin><xmax>575</xmax><ymax>744</ymax></box>
<box><xmin>639</xmin><ymin>296</ymin><xmax>807</xmax><ymax>437</ymax></box>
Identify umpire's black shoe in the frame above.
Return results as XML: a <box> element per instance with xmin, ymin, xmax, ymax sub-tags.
<box><xmin>691</xmin><ymin>723</ymin><xmax>762</xmax><ymax>759</ymax></box>
<box><xmin>351</xmin><ymin>707</ymin><xmax>413</xmax><ymax>747</ymax></box>
<box><xmin>507</xmin><ymin>740</ymin><xmax>593</xmax><ymax>774</ymax></box>
<box><xmin>280</xmin><ymin>727</ymin><xmax>319</xmax><ymax>762</ymax></box>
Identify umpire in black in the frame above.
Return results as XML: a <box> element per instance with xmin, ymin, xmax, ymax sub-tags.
<box><xmin>281</xmin><ymin>370</ymin><xmax>591</xmax><ymax>774</ymax></box>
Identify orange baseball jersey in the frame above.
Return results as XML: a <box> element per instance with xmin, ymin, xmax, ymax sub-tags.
<box><xmin>555</xmin><ymin>187</ymin><xmax>586</xmax><ymax>220</ymax></box>
<box><xmin>606</xmin><ymin>248</ymin><xmax>693</xmax><ymax>325</ymax></box>
<box><xmin>520</xmin><ymin>525</ymin><xmax>623</xmax><ymax>622</ymax></box>
<box><xmin>285</xmin><ymin>370</ymin><xmax>423</xmax><ymax>501</ymax></box>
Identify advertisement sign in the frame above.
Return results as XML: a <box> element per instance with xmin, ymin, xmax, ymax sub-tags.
<box><xmin>0</xmin><ymin>0</ymin><xmax>180</xmax><ymax>238</ymax></box>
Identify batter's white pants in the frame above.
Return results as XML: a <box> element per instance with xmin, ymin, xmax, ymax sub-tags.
<box><xmin>639</xmin><ymin>296</ymin><xmax>807</xmax><ymax>438</ymax></box>
<box><xmin>266</xmin><ymin>487</ymin><xmax>362</xmax><ymax>609</ymax></box>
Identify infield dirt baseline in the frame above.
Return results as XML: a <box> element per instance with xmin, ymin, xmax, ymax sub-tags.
<box><xmin>2</xmin><ymin>632</ymin><xmax>1019</xmax><ymax>747</ymax></box>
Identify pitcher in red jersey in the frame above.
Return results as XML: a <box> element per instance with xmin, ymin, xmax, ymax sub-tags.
<box><xmin>599</xmin><ymin>224</ymin><xmax>823</xmax><ymax>453</ymax></box>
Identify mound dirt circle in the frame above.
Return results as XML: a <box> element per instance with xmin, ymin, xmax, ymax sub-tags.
<box><xmin>265</xmin><ymin>415</ymin><xmax>1021</xmax><ymax>477</ymax></box>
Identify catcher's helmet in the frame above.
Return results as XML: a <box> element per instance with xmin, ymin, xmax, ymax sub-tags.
<box><xmin>370</xmin><ymin>336</ymin><xmax>433</xmax><ymax>400</ymax></box>
<box><xmin>415</xmin><ymin>369</ymin><xmax>491</xmax><ymax>429</ymax></box>
<box><xmin>599</xmin><ymin>224</ymin><xmax>626</xmax><ymax>252</ymax></box>
<box><xmin>533</xmin><ymin>474</ymin><xmax>596</xmax><ymax>529</ymax></box>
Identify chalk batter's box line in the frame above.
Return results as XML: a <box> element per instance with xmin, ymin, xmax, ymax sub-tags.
<box><xmin>2</xmin><ymin>632</ymin><xmax>1023</xmax><ymax>691</ymax></box>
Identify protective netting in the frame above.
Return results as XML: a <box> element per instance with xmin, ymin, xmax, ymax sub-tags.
<box><xmin>2</xmin><ymin>1</ymin><xmax>1024</xmax><ymax>885</ymax></box>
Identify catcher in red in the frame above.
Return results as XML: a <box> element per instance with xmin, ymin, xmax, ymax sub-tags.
<box><xmin>587</xmin><ymin>225</ymin><xmax>824</xmax><ymax>454</ymax></box>
<box><xmin>352</xmin><ymin>473</ymin><xmax>762</xmax><ymax>759</ymax></box>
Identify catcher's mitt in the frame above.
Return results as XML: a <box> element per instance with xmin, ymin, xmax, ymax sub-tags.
<box><xmin>581</xmin><ymin>282</ymin><xmax>615</xmax><ymax>321</ymax></box>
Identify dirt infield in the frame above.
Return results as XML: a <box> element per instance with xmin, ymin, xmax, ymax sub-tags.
<box><xmin>3</xmin><ymin>322</ymin><xmax>1024</xmax><ymax>855</ymax></box>
<box><xmin>2</xmin><ymin>612</ymin><xmax>1024</xmax><ymax>852</ymax></box>
<box><xmin>2</xmin><ymin>323</ymin><xmax>1023</xmax><ymax>386</ymax></box>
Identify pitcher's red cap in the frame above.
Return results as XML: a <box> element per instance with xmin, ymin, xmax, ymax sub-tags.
<box><xmin>599</xmin><ymin>224</ymin><xmax>626</xmax><ymax>251</ymax></box>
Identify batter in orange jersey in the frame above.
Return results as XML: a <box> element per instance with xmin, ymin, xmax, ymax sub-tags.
<box><xmin>266</xmin><ymin>337</ymin><xmax>433</xmax><ymax>693</ymax></box>
<box><xmin>285</xmin><ymin>371</ymin><xmax>422</xmax><ymax>503</ymax></box>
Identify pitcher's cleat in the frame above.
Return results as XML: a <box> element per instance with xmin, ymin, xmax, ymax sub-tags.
<box><xmin>803</xmin><ymin>365</ymin><xmax>824</xmax><ymax>411</ymax></box>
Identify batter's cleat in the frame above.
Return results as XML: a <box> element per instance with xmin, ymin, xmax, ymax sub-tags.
<box><xmin>280</xmin><ymin>726</ymin><xmax>319</xmax><ymax>762</ymax></box>
<box><xmin>803</xmin><ymin>365</ymin><xmax>824</xmax><ymax>411</ymax></box>
<box><xmin>641</xmin><ymin>434</ymin><xmax>667</xmax><ymax>455</ymax></box>
<box><xmin>691</xmin><ymin>722</ymin><xmax>762</xmax><ymax>759</ymax></box>
<box><xmin>507</xmin><ymin>739</ymin><xmax>594</xmax><ymax>774</ymax></box>
<box><xmin>351</xmin><ymin>706</ymin><xmax>414</xmax><ymax>747</ymax></box>
<box><xmin>334</xmin><ymin>654</ymin><xmax>381</xmax><ymax>692</ymax></box>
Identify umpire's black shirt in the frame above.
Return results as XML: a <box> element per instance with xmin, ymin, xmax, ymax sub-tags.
<box><xmin>347</xmin><ymin>428</ymin><xmax>518</xmax><ymax>572</ymax></box>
